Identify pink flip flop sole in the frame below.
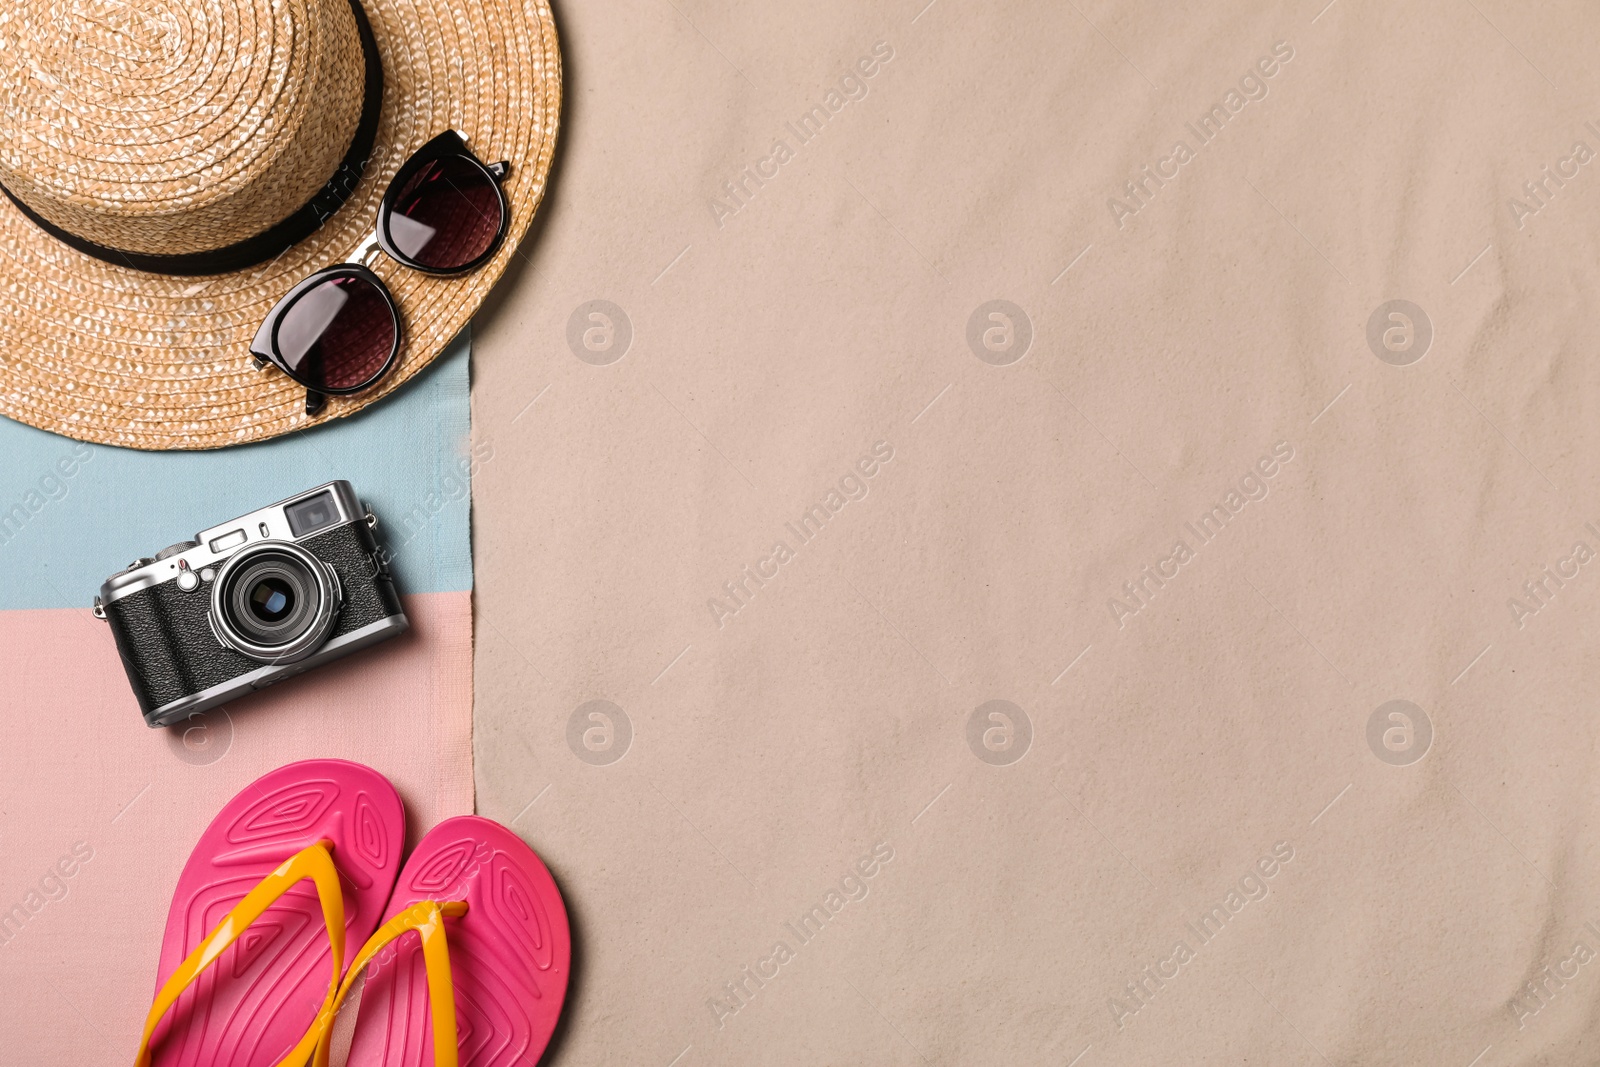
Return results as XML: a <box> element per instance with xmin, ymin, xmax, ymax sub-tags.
<box><xmin>347</xmin><ymin>816</ymin><xmax>572</xmax><ymax>1066</ymax></box>
<box><xmin>148</xmin><ymin>759</ymin><xmax>406</xmax><ymax>1067</ymax></box>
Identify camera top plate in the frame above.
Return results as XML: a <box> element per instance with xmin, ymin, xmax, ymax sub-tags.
<box><xmin>97</xmin><ymin>481</ymin><xmax>366</xmax><ymax>608</ymax></box>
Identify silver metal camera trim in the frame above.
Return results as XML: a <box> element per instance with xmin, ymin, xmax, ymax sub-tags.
<box><xmin>144</xmin><ymin>614</ymin><xmax>410</xmax><ymax>727</ymax></box>
<box><xmin>208</xmin><ymin>540</ymin><xmax>343</xmax><ymax>663</ymax></box>
<box><xmin>98</xmin><ymin>481</ymin><xmax>366</xmax><ymax>607</ymax></box>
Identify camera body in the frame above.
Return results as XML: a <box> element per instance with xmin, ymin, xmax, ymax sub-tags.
<box><xmin>97</xmin><ymin>481</ymin><xmax>408</xmax><ymax>727</ymax></box>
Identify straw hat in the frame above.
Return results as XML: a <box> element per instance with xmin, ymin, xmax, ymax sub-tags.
<box><xmin>0</xmin><ymin>0</ymin><xmax>560</xmax><ymax>450</ymax></box>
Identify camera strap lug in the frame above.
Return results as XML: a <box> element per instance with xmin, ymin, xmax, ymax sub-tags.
<box><xmin>92</xmin><ymin>595</ymin><xmax>106</xmax><ymax>621</ymax></box>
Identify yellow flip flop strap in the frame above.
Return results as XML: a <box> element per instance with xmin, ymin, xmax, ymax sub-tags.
<box><xmin>134</xmin><ymin>839</ymin><xmax>347</xmax><ymax>1067</ymax></box>
<box><xmin>311</xmin><ymin>899</ymin><xmax>470</xmax><ymax>1067</ymax></box>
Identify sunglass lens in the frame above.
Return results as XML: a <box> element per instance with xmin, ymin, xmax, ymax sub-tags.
<box><xmin>275</xmin><ymin>273</ymin><xmax>397</xmax><ymax>392</ymax></box>
<box><xmin>385</xmin><ymin>155</ymin><xmax>504</xmax><ymax>271</ymax></box>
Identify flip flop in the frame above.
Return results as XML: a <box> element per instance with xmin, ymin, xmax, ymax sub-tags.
<box><xmin>135</xmin><ymin>759</ymin><xmax>406</xmax><ymax>1067</ymax></box>
<box><xmin>320</xmin><ymin>816</ymin><xmax>571</xmax><ymax>1067</ymax></box>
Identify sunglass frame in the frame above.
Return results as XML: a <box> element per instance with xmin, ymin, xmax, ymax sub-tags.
<box><xmin>249</xmin><ymin>130</ymin><xmax>511</xmax><ymax>414</ymax></box>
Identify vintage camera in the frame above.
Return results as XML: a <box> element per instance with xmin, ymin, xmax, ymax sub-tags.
<box><xmin>95</xmin><ymin>482</ymin><xmax>408</xmax><ymax>727</ymax></box>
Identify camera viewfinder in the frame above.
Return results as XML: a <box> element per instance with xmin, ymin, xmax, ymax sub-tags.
<box><xmin>286</xmin><ymin>490</ymin><xmax>341</xmax><ymax>537</ymax></box>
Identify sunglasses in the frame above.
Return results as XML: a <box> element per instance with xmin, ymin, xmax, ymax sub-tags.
<box><xmin>250</xmin><ymin>131</ymin><xmax>511</xmax><ymax>415</ymax></box>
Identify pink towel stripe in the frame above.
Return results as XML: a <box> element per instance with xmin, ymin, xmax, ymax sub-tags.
<box><xmin>0</xmin><ymin>590</ymin><xmax>474</xmax><ymax>1063</ymax></box>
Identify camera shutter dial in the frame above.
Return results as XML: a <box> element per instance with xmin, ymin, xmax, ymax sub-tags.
<box><xmin>155</xmin><ymin>540</ymin><xmax>199</xmax><ymax>560</ymax></box>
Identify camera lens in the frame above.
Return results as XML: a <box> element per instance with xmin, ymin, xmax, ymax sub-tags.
<box><xmin>212</xmin><ymin>543</ymin><xmax>340</xmax><ymax>662</ymax></box>
<box><xmin>248</xmin><ymin>576</ymin><xmax>296</xmax><ymax>623</ymax></box>
<box><xmin>228</xmin><ymin>555</ymin><xmax>315</xmax><ymax>646</ymax></box>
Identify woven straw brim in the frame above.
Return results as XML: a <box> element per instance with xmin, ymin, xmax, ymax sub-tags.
<box><xmin>0</xmin><ymin>0</ymin><xmax>560</xmax><ymax>450</ymax></box>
